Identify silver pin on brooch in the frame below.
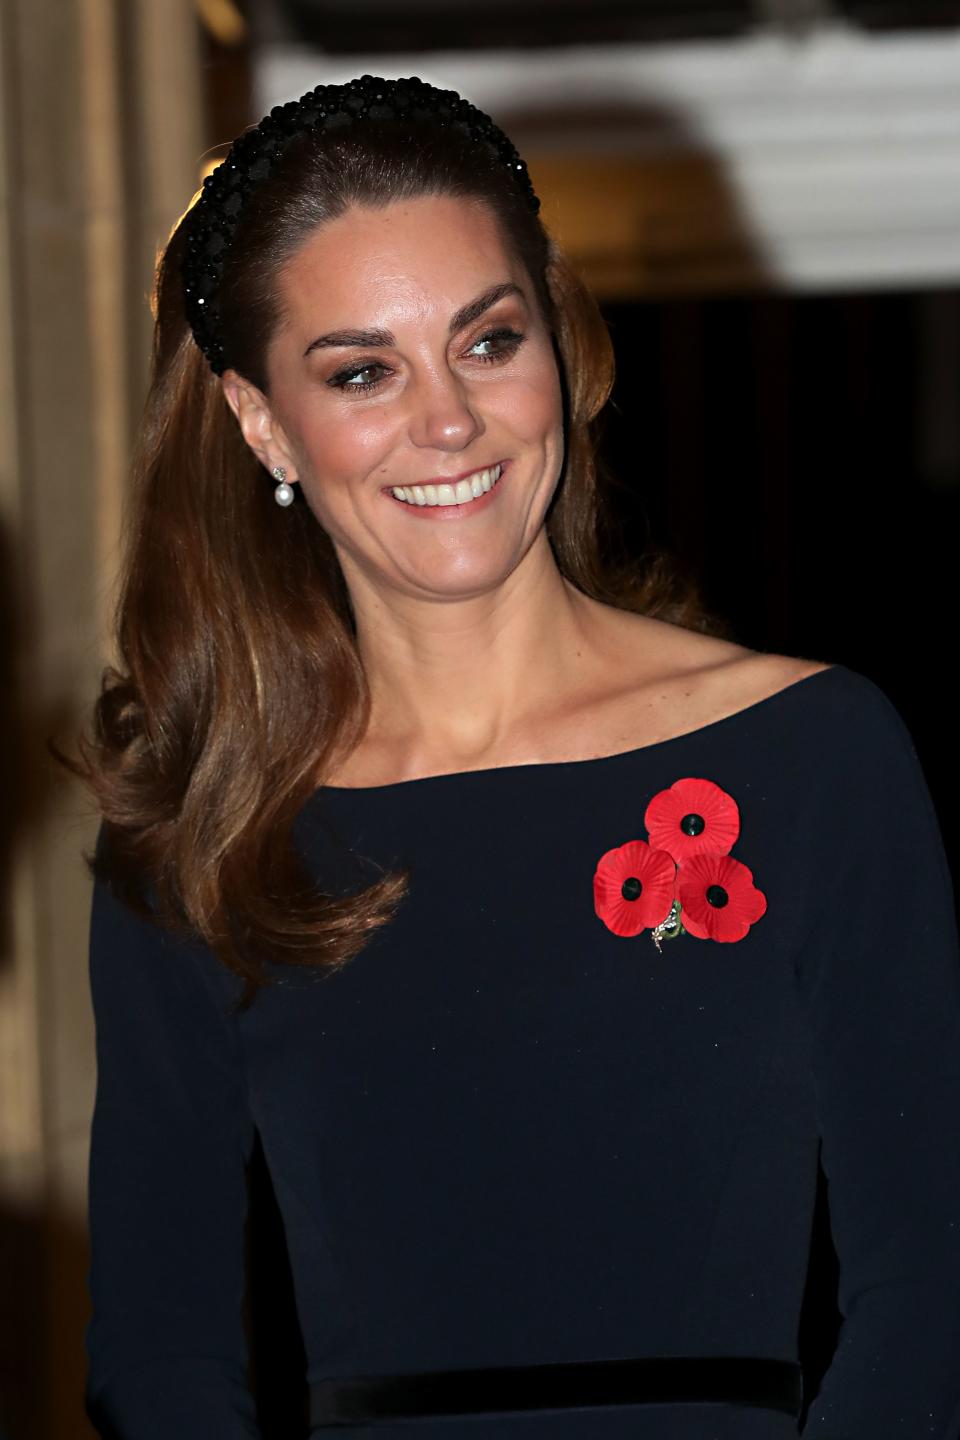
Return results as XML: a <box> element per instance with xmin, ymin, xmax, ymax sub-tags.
<box><xmin>651</xmin><ymin>900</ymin><xmax>685</xmax><ymax>953</ymax></box>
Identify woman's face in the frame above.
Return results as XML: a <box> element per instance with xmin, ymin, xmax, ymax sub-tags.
<box><xmin>233</xmin><ymin>194</ymin><xmax>565</xmax><ymax>605</ymax></box>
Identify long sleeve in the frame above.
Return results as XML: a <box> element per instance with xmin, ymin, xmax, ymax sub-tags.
<box><xmin>797</xmin><ymin>676</ymin><xmax>960</xmax><ymax>1436</ymax></box>
<box><xmin>85</xmin><ymin>826</ymin><xmax>261</xmax><ymax>1438</ymax></box>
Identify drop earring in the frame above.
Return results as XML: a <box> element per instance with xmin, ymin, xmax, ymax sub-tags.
<box><xmin>273</xmin><ymin>466</ymin><xmax>295</xmax><ymax>507</ymax></box>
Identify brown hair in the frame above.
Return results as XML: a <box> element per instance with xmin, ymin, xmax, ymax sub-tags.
<box><xmin>62</xmin><ymin>114</ymin><xmax>712</xmax><ymax>1006</ymax></box>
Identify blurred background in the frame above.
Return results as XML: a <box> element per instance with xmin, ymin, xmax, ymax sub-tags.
<box><xmin>1</xmin><ymin>0</ymin><xmax>958</xmax><ymax>1435</ymax></box>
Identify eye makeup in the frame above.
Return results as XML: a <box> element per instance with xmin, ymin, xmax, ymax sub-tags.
<box><xmin>326</xmin><ymin>326</ymin><xmax>526</xmax><ymax>395</ymax></box>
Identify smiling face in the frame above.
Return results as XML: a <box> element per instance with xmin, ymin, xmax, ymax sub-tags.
<box><xmin>225</xmin><ymin>194</ymin><xmax>565</xmax><ymax>606</ymax></box>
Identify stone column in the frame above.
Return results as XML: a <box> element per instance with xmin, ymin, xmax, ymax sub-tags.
<box><xmin>0</xmin><ymin>2</ymin><xmax>204</xmax><ymax>1435</ymax></box>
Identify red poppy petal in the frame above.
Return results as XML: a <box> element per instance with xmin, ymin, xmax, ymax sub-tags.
<box><xmin>594</xmin><ymin>840</ymin><xmax>677</xmax><ymax>937</ymax></box>
<box><xmin>676</xmin><ymin>852</ymin><xmax>766</xmax><ymax>943</ymax></box>
<box><xmin>644</xmin><ymin>776</ymin><xmax>740</xmax><ymax>862</ymax></box>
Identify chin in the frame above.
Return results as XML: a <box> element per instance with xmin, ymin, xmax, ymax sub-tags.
<box><xmin>395</xmin><ymin>559</ymin><xmax>522</xmax><ymax>601</ymax></box>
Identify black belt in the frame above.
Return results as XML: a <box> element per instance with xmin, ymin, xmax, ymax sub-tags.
<box><xmin>310</xmin><ymin>1355</ymin><xmax>803</xmax><ymax>1427</ymax></box>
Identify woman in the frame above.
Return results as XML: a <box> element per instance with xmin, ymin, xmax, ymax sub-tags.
<box><xmin>75</xmin><ymin>75</ymin><xmax>960</xmax><ymax>1438</ymax></box>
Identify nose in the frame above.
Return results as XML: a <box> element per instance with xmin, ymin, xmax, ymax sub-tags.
<box><xmin>406</xmin><ymin>365</ymin><xmax>484</xmax><ymax>452</ymax></box>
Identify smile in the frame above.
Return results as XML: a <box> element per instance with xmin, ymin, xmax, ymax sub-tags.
<box><xmin>388</xmin><ymin>463</ymin><xmax>503</xmax><ymax>508</ymax></box>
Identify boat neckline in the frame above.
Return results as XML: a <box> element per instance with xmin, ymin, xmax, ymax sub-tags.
<box><xmin>315</xmin><ymin>662</ymin><xmax>839</xmax><ymax>796</ymax></box>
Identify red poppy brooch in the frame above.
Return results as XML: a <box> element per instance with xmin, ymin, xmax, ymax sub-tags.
<box><xmin>593</xmin><ymin>777</ymin><xmax>767</xmax><ymax>948</ymax></box>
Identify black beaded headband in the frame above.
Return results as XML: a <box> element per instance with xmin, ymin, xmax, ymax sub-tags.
<box><xmin>181</xmin><ymin>74</ymin><xmax>541</xmax><ymax>375</ymax></box>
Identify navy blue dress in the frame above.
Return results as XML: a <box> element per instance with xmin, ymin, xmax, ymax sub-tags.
<box><xmin>84</xmin><ymin>663</ymin><xmax>960</xmax><ymax>1438</ymax></box>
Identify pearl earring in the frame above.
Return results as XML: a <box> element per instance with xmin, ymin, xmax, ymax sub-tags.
<box><xmin>273</xmin><ymin>465</ymin><xmax>295</xmax><ymax>507</ymax></box>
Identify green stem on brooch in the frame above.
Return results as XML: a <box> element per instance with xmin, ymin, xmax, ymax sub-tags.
<box><xmin>651</xmin><ymin>899</ymin><xmax>685</xmax><ymax>952</ymax></box>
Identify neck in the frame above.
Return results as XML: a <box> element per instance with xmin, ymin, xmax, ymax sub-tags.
<box><xmin>341</xmin><ymin>534</ymin><xmax>616</xmax><ymax>776</ymax></box>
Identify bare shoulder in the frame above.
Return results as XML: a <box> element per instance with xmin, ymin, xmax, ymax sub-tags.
<box><xmin>584</xmin><ymin>609</ymin><xmax>834</xmax><ymax>751</ymax></box>
<box><xmin>665</xmin><ymin>625</ymin><xmax>831</xmax><ymax>704</ymax></box>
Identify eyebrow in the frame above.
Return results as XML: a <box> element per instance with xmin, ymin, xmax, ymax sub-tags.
<box><xmin>302</xmin><ymin>281</ymin><xmax>524</xmax><ymax>358</ymax></box>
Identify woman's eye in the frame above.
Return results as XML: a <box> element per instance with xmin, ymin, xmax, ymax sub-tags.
<box><xmin>327</xmin><ymin>328</ymin><xmax>525</xmax><ymax>394</ymax></box>
<box><xmin>469</xmin><ymin>328</ymin><xmax>525</xmax><ymax>362</ymax></box>
<box><xmin>328</xmin><ymin>362</ymin><xmax>390</xmax><ymax>392</ymax></box>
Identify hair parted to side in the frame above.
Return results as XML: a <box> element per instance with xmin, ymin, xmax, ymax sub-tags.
<box><xmin>61</xmin><ymin>110</ymin><xmax>715</xmax><ymax>1006</ymax></box>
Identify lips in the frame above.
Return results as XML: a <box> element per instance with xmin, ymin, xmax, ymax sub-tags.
<box><xmin>386</xmin><ymin>462</ymin><xmax>505</xmax><ymax>509</ymax></box>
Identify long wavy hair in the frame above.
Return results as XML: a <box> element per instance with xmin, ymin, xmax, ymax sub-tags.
<box><xmin>62</xmin><ymin>113</ymin><xmax>714</xmax><ymax>1005</ymax></box>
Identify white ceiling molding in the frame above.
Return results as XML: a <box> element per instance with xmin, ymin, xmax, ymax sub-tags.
<box><xmin>256</xmin><ymin>24</ymin><xmax>960</xmax><ymax>291</ymax></box>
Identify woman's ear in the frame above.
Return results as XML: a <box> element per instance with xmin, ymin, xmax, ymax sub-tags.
<box><xmin>221</xmin><ymin>369</ymin><xmax>299</xmax><ymax>481</ymax></box>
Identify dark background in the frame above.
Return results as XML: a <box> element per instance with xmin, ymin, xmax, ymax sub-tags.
<box><xmin>598</xmin><ymin>287</ymin><xmax>959</xmax><ymax>875</ymax></box>
<box><xmin>275</xmin><ymin>0</ymin><xmax>960</xmax><ymax>49</ymax></box>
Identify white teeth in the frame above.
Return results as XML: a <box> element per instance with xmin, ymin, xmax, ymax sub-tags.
<box><xmin>390</xmin><ymin>464</ymin><xmax>503</xmax><ymax>508</ymax></box>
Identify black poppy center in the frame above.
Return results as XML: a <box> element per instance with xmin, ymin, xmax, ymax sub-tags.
<box><xmin>621</xmin><ymin>876</ymin><xmax>643</xmax><ymax>901</ymax></box>
<box><xmin>706</xmin><ymin>884</ymin><xmax>729</xmax><ymax>908</ymax></box>
<box><xmin>680</xmin><ymin>812</ymin><xmax>706</xmax><ymax>836</ymax></box>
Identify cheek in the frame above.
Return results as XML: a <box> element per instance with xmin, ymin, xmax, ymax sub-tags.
<box><xmin>495</xmin><ymin>337</ymin><xmax>565</xmax><ymax>440</ymax></box>
<box><xmin>297</xmin><ymin>406</ymin><xmax>399</xmax><ymax>484</ymax></box>
<box><xmin>497</xmin><ymin>368</ymin><xmax>563</xmax><ymax>444</ymax></box>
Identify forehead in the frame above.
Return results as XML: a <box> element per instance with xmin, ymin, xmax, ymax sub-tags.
<box><xmin>275</xmin><ymin>194</ymin><xmax>526</xmax><ymax>326</ymax></box>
